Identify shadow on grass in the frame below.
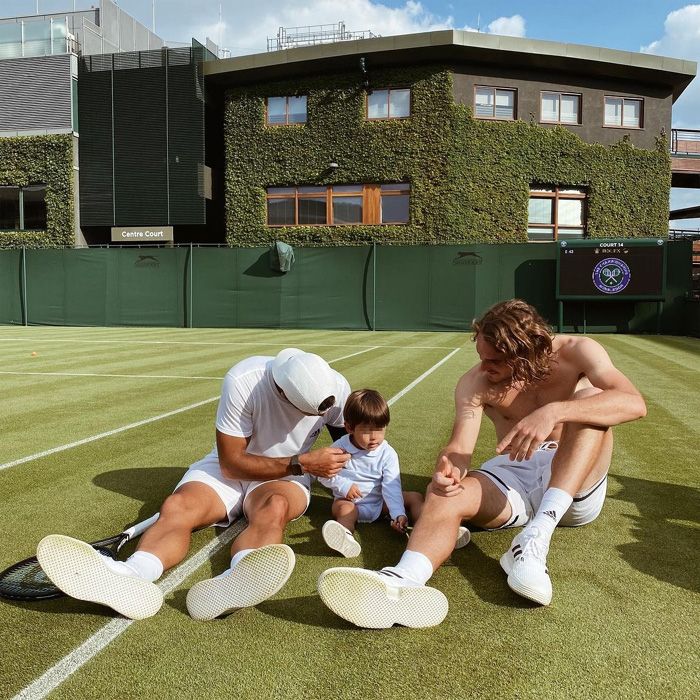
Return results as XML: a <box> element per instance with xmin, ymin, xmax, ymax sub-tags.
<box><xmin>610</xmin><ymin>474</ymin><xmax>699</xmax><ymax>594</ymax></box>
<box><xmin>1</xmin><ymin>595</ymin><xmax>118</xmax><ymax>617</ymax></box>
<box><xmin>450</xmin><ymin>539</ymin><xmax>538</xmax><ymax>609</ymax></box>
<box><xmin>166</xmin><ymin>590</ymin><xmax>351</xmax><ymax>629</ymax></box>
<box><xmin>92</xmin><ymin>467</ymin><xmax>186</xmax><ymax>522</ymax></box>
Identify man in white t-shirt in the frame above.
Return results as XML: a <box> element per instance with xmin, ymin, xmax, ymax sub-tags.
<box><xmin>37</xmin><ymin>349</ymin><xmax>351</xmax><ymax>620</ymax></box>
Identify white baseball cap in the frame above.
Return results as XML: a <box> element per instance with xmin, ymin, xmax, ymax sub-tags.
<box><xmin>271</xmin><ymin>348</ymin><xmax>337</xmax><ymax>415</ymax></box>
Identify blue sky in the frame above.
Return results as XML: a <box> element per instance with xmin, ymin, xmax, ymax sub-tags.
<box><xmin>3</xmin><ymin>0</ymin><xmax>700</xmax><ymax>224</ymax></box>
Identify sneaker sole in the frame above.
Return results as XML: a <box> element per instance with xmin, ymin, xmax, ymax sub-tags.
<box><xmin>322</xmin><ymin>521</ymin><xmax>361</xmax><ymax>558</ymax></box>
<box><xmin>36</xmin><ymin>535</ymin><xmax>163</xmax><ymax>620</ymax></box>
<box><xmin>499</xmin><ymin>552</ymin><xmax>552</xmax><ymax>606</ymax></box>
<box><xmin>186</xmin><ymin>544</ymin><xmax>295</xmax><ymax>621</ymax></box>
<box><xmin>317</xmin><ymin>567</ymin><xmax>448</xmax><ymax>629</ymax></box>
<box><xmin>454</xmin><ymin>526</ymin><xmax>471</xmax><ymax>550</ymax></box>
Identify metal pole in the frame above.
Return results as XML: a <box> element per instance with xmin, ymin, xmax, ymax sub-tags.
<box><xmin>152</xmin><ymin>0</ymin><xmax>156</xmax><ymax>33</ymax></box>
<box><xmin>21</xmin><ymin>247</ymin><xmax>28</xmax><ymax>326</ymax></box>
<box><xmin>188</xmin><ymin>243</ymin><xmax>193</xmax><ymax>328</ymax></box>
<box><xmin>372</xmin><ymin>242</ymin><xmax>377</xmax><ymax>331</ymax></box>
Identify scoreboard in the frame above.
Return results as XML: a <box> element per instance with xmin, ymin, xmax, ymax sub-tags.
<box><xmin>556</xmin><ymin>239</ymin><xmax>666</xmax><ymax>301</ymax></box>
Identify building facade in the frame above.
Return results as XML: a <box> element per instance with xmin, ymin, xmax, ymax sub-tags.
<box><xmin>0</xmin><ymin>0</ymin><xmax>163</xmax><ymax>248</ymax></box>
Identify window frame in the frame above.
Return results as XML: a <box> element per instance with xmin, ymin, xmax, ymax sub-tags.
<box><xmin>527</xmin><ymin>186</ymin><xmax>587</xmax><ymax>243</ymax></box>
<box><xmin>0</xmin><ymin>184</ymin><xmax>47</xmax><ymax>231</ymax></box>
<box><xmin>603</xmin><ymin>95</ymin><xmax>644</xmax><ymax>129</ymax></box>
<box><xmin>473</xmin><ymin>85</ymin><xmax>517</xmax><ymax>121</ymax></box>
<box><xmin>365</xmin><ymin>88</ymin><xmax>411</xmax><ymax>120</ymax></box>
<box><xmin>539</xmin><ymin>91</ymin><xmax>582</xmax><ymax>125</ymax></box>
<box><xmin>265</xmin><ymin>95</ymin><xmax>308</xmax><ymax>126</ymax></box>
<box><xmin>266</xmin><ymin>184</ymin><xmax>410</xmax><ymax>227</ymax></box>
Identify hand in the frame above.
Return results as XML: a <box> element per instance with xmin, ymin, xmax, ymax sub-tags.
<box><xmin>301</xmin><ymin>447</ymin><xmax>350</xmax><ymax>478</ymax></box>
<box><xmin>345</xmin><ymin>484</ymin><xmax>363</xmax><ymax>500</ymax></box>
<box><xmin>496</xmin><ymin>405</ymin><xmax>558</xmax><ymax>461</ymax></box>
<box><xmin>431</xmin><ymin>455</ymin><xmax>464</xmax><ymax>497</ymax></box>
<box><xmin>391</xmin><ymin>515</ymin><xmax>408</xmax><ymax>534</ymax></box>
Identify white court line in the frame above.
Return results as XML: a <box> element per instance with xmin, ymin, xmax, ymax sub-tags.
<box><xmin>12</xmin><ymin>520</ymin><xmax>246</xmax><ymax>700</ymax></box>
<box><xmin>11</xmin><ymin>346</ymin><xmax>462</xmax><ymax>700</ymax></box>
<box><xmin>0</xmin><ymin>397</ymin><xmax>220</xmax><ymax>472</ymax></box>
<box><xmin>0</xmin><ymin>337</ymin><xmax>456</xmax><ymax>350</ymax></box>
<box><xmin>0</xmin><ymin>347</ymin><xmax>377</xmax><ymax>472</ymax></box>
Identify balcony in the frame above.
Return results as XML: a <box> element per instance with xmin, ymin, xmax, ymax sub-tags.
<box><xmin>671</xmin><ymin>129</ymin><xmax>700</xmax><ymax>188</ymax></box>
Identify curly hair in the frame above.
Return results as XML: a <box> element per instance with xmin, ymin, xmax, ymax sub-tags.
<box><xmin>472</xmin><ymin>299</ymin><xmax>554</xmax><ymax>385</ymax></box>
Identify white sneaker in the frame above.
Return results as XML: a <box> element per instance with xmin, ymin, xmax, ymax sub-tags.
<box><xmin>454</xmin><ymin>525</ymin><xmax>471</xmax><ymax>550</ymax></box>
<box><xmin>499</xmin><ymin>527</ymin><xmax>553</xmax><ymax>605</ymax></box>
<box><xmin>322</xmin><ymin>520</ymin><xmax>361</xmax><ymax>558</ymax></box>
<box><xmin>317</xmin><ymin>567</ymin><xmax>448</xmax><ymax>628</ymax></box>
<box><xmin>36</xmin><ymin>535</ymin><xmax>163</xmax><ymax>620</ymax></box>
<box><xmin>186</xmin><ymin>544</ymin><xmax>295</xmax><ymax>621</ymax></box>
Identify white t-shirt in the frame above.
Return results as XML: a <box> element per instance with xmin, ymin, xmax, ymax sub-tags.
<box><xmin>214</xmin><ymin>355</ymin><xmax>350</xmax><ymax>458</ymax></box>
<box><xmin>318</xmin><ymin>433</ymin><xmax>406</xmax><ymax>520</ymax></box>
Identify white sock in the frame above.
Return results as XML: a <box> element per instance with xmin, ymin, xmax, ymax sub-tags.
<box><xmin>386</xmin><ymin>549</ymin><xmax>434</xmax><ymax>585</ymax></box>
<box><xmin>123</xmin><ymin>551</ymin><xmax>164</xmax><ymax>582</ymax></box>
<box><xmin>527</xmin><ymin>488</ymin><xmax>573</xmax><ymax>541</ymax></box>
<box><xmin>214</xmin><ymin>548</ymin><xmax>255</xmax><ymax>579</ymax></box>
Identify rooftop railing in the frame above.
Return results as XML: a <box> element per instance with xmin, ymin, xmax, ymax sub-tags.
<box><xmin>671</xmin><ymin>129</ymin><xmax>700</xmax><ymax>155</ymax></box>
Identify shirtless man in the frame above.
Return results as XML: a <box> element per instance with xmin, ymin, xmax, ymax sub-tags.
<box><xmin>317</xmin><ymin>299</ymin><xmax>646</xmax><ymax>628</ymax></box>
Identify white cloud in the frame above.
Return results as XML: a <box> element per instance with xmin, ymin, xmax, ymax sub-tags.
<box><xmin>486</xmin><ymin>15</ymin><xmax>526</xmax><ymax>38</ymax></box>
<box><xmin>119</xmin><ymin>1</ymin><xmax>526</xmax><ymax>56</ymax></box>
<box><xmin>641</xmin><ymin>4</ymin><xmax>700</xmax><ymax>129</ymax></box>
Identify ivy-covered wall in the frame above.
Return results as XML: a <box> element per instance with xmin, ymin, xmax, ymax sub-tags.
<box><xmin>0</xmin><ymin>134</ymin><xmax>74</xmax><ymax>249</ymax></box>
<box><xmin>224</xmin><ymin>66</ymin><xmax>671</xmax><ymax>246</ymax></box>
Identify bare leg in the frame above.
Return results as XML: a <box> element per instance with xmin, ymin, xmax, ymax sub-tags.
<box><xmin>232</xmin><ymin>480</ymin><xmax>307</xmax><ymax>555</ymax></box>
<box><xmin>136</xmin><ymin>482</ymin><xmax>227</xmax><ymax>570</ymax></box>
<box><xmin>332</xmin><ymin>498</ymin><xmax>359</xmax><ymax>531</ymax></box>
<box><xmin>549</xmin><ymin>387</ymin><xmax>613</xmax><ymax>496</ymax></box>
<box><xmin>405</xmin><ymin>473</ymin><xmax>511</xmax><ymax>570</ymax></box>
<box><xmin>402</xmin><ymin>491</ymin><xmax>424</xmax><ymax>523</ymax></box>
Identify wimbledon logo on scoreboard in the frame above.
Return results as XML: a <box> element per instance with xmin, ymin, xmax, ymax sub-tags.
<box><xmin>592</xmin><ymin>257</ymin><xmax>631</xmax><ymax>294</ymax></box>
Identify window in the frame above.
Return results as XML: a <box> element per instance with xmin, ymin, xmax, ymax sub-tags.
<box><xmin>266</xmin><ymin>96</ymin><xmax>307</xmax><ymax>125</ymax></box>
<box><xmin>540</xmin><ymin>92</ymin><xmax>581</xmax><ymax>124</ymax></box>
<box><xmin>367</xmin><ymin>89</ymin><xmax>410</xmax><ymax>119</ymax></box>
<box><xmin>528</xmin><ymin>186</ymin><xmax>586</xmax><ymax>242</ymax></box>
<box><xmin>474</xmin><ymin>86</ymin><xmax>516</xmax><ymax>120</ymax></box>
<box><xmin>604</xmin><ymin>97</ymin><xmax>643</xmax><ymax>128</ymax></box>
<box><xmin>0</xmin><ymin>185</ymin><xmax>47</xmax><ymax>230</ymax></box>
<box><xmin>266</xmin><ymin>184</ymin><xmax>410</xmax><ymax>226</ymax></box>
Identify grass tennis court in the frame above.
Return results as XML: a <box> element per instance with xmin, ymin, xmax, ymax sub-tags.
<box><xmin>1</xmin><ymin>326</ymin><xmax>698</xmax><ymax>700</ymax></box>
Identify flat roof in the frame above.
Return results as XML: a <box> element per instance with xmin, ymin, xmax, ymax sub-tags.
<box><xmin>204</xmin><ymin>29</ymin><xmax>696</xmax><ymax>100</ymax></box>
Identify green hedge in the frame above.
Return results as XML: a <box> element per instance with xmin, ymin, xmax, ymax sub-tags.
<box><xmin>224</xmin><ymin>67</ymin><xmax>670</xmax><ymax>246</ymax></box>
<box><xmin>0</xmin><ymin>134</ymin><xmax>74</xmax><ymax>249</ymax></box>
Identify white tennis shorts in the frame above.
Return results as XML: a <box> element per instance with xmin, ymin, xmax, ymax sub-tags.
<box><xmin>175</xmin><ymin>451</ymin><xmax>311</xmax><ymax>527</ymax></box>
<box><xmin>477</xmin><ymin>442</ymin><xmax>608</xmax><ymax>529</ymax></box>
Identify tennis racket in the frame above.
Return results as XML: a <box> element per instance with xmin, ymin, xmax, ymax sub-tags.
<box><xmin>0</xmin><ymin>513</ymin><xmax>160</xmax><ymax>601</ymax></box>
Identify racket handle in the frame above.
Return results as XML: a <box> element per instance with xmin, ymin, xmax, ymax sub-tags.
<box><xmin>123</xmin><ymin>513</ymin><xmax>160</xmax><ymax>541</ymax></box>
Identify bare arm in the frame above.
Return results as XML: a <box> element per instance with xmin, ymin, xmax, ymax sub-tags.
<box><xmin>547</xmin><ymin>338</ymin><xmax>646</xmax><ymax>426</ymax></box>
<box><xmin>497</xmin><ymin>337</ymin><xmax>646</xmax><ymax>459</ymax></box>
<box><xmin>432</xmin><ymin>368</ymin><xmax>485</xmax><ymax>496</ymax></box>
<box><xmin>216</xmin><ymin>431</ymin><xmax>350</xmax><ymax>480</ymax></box>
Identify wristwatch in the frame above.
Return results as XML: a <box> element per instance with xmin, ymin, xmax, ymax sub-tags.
<box><xmin>289</xmin><ymin>454</ymin><xmax>304</xmax><ymax>476</ymax></box>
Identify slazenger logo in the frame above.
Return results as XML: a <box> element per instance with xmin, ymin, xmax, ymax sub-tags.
<box><xmin>135</xmin><ymin>255</ymin><xmax>160</xmax><ymax>268</ymax></box>
<box><xmin>592</xmin><ymin>257</ymin><xmax>631</xmax><ymax>294</ymax></box>
<box><xmin>453</xmin><ymin>252</ymin><xmax>483</xmax><ymax>265</ymax></box>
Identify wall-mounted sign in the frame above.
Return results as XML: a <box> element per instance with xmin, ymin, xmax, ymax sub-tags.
<box><xmin>111</xmin><ymin>226</ymin><xmax>174</xmax><ymax>242</ymax></box>
<box><xmin>556</xmin><ymin>239</ymin><xmax>666</xmax><ymax>301</ymax></box>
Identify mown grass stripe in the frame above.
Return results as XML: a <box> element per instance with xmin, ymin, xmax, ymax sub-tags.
<box><xmin>0</xmin><ymin>397</ymin><xmax>220</xmax><ymax>472</ymax></box>
<box><xmin>0</xmin><ymin>371</ymin><xmax>222</xmax><ymax>380</ymax></box>
<box><xmin>0</xmin><ymin>337</ymin><xmax>455</xmax><ymax>350</ymax></box>
<box><xmin>0</xmin><ymin>348</ymin><xmax>377</xmax><ymax>473</ymax></box>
